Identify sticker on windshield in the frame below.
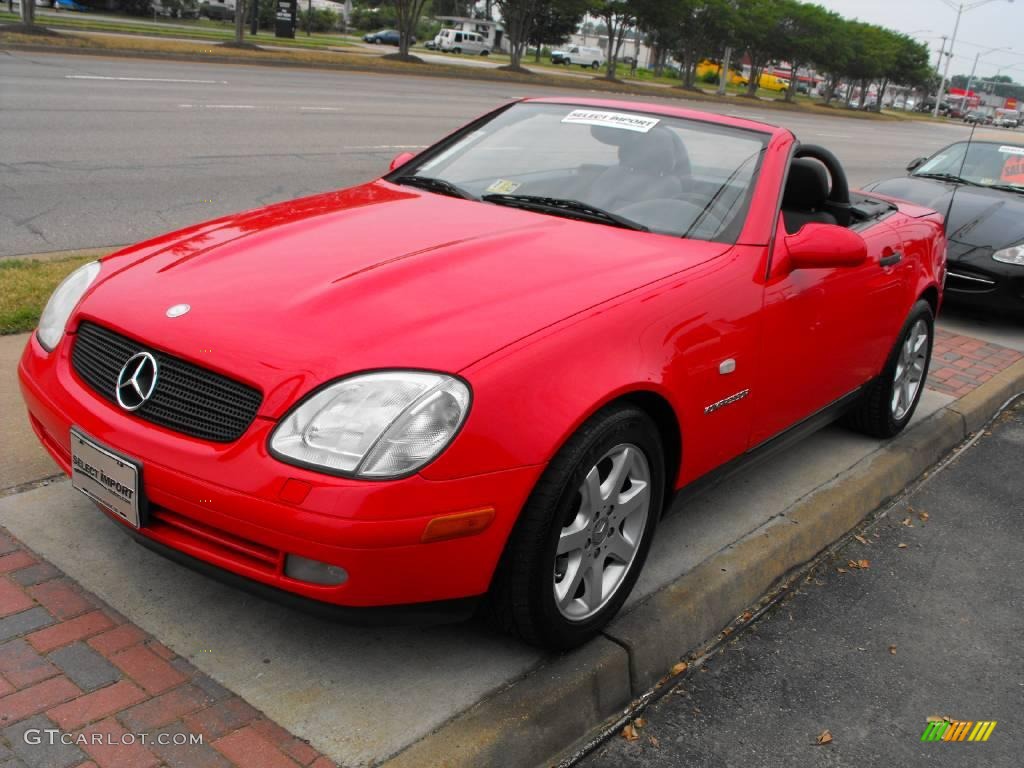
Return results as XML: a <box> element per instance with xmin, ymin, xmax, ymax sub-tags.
<box><xmin>561</xmin><ymin>109</ymin><xmax>660</xmax><ymax>133</ymax></box>
<box><xmin>998</xmin><ymin>145</ymin><xmax>1024</xmax><ymax>156</ymax></box>
<box><xmin>485</xmin><ymin>179</ymin><xmax>522</xmax><ymax>195</ymax></box>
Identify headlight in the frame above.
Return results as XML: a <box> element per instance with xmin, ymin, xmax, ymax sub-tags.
<box><xmin>269</xmin><ymin>371</ymin><xmax>471</xmax><ymax>479</ymax></box>
<box><xmin>992</xmin><ymin>245</ymin><xmax>1024</xmax><ymax>266</ymax></box>
<box><xmin>36</xmin><ymin>261</ymin><xmax>101</xmax><ymax>352</ymax></box>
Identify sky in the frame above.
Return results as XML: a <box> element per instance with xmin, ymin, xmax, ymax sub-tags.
<box><xmin>817</xmin><ymin>0</ymin><xmax>1024</xmax><ymax>82</ymax></box>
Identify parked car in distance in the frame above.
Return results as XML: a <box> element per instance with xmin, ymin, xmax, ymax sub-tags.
<box><xmin>993</xmin><ymin>110</ymin><xmax>1020</xmax><ymax>128</ymax></box>
<box><xmin>551</xmin><ymin>45</ymin><xmax>606</xmax><ymax>69</ymax></box>
<box><xmin>363</xmin><ymin>29</ymin><xmax>412</xmax><ymax>46</ymax></box>
<box><xmin>435</xmin><ymin>28</ymin><xmax>489</xmax><ymax>55</ymax></box>
<box><xmin>867</xmin><ymin>134</ymin><xmax>1024</xmax><ymax>314</ymax></box>
<box><xmin>695</xmin><ymin>59</ymin><xmax>746</xmax><ymax>85</ymax></box>
<box><xmin>19</xmin><ymin>98</ymin><xmax>945</xmax><ymax>650</ymax></box>
<box><xmin>199</xmin><ymin>0</ymin><xmax>234</xmax><ymax>20</ymax></box>
<box><xmin>52</xmin><ymin>0</ymin><xmax>88</xmax><ymax>10</ymax></box>
<box><xmin>964</xmin><ymin>111</ymin><xmax>987</xmax><ymax>124</ymax></box>
<box><xmin>152</xmin><ymin>0</ymin><xmax>199</xmax><ymax>18</ymax></box>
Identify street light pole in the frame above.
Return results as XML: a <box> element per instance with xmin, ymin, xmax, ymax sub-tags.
<box><xmin>931</xmin><ymin>0</ymin><xmax>1016</xmax><ymax>118</ymax></box>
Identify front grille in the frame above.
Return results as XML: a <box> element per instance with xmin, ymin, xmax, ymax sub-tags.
<box><xmin>72</xmin><ymin>322</ymin><xmax>262</xmax><ymax>442</ymax></box>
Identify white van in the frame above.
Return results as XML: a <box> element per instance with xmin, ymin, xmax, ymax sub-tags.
<box><xmin>551</xmin><ymin>45</ymin><xmax>606</xmax><ymax>69</ymax></box>
<box><xmin>436</xmin><ymin>29</ymin><xmax>490</xmax><ymax>56</ymax></box>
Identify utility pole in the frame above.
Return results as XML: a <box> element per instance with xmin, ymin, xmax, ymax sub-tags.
<box><xmin>250</xmin><ymin>0</ymin><xmax>258</xmax><ymax>36</ymax></box>
<box><xmin>934</xmin><ymin>35</ymin><xmax>947</xmax><ymax>74</ymax></box>
<box><xmin>933</xmin><ymin>7</ymin><xmax>962</xmax><ymax>117</ymax></box>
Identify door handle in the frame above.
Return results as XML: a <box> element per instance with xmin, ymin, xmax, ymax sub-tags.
<box><xmin>880</xmin><ymin>252</ymin><xmax>903</xmax><ymax>267</ymax></box>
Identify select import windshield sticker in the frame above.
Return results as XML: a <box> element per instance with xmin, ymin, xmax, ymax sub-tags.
<box><xmin>561</xmin><ymin>109</ymin><xmax>660</xmax><ymax>133</ymax></box>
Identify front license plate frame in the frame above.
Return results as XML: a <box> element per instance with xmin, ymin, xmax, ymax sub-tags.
<box><xmin>70</xmin><ymin>428</ymin><xmax>147</xmax><ymax>528</ymax></box>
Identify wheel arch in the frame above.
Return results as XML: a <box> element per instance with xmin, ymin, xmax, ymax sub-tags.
<box><xmin>919</xmin><ymin>284</ymin><xmax>940</xmax><ymax>318</ymax></box>
<box><xmin>611</xmin><ymin>390</ymin><xmax>682</xmax><ymax>511</ymax></box>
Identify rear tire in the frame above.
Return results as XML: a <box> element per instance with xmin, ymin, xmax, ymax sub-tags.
<box><xmin>592</xmin><ymin>61</ymin><xmax>600</xmax><ymax>70</ymax></box>
<box><xmin>485</xmin><ymin>405</ymin><xmax>664</xmax><ymax>650</ymax></box>
<box><xmin>844</xmin><ymin>300</ymin><xmax>934</xmax><ymax>438</ymax></box>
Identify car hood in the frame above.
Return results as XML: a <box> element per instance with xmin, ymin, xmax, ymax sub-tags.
<box><xmin>77</xmin><ymin>182</ymin><xmax>727</xmax><ymax>417</ymax></box>
<box><xmin>865</xmin><ymin>176</ymin><xmax>1024</xmax><ymax>254</ymax></box>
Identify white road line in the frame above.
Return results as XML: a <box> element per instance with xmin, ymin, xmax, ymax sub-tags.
<box><xmin>300</xmin><ymin>106</ymin><xmax>344</xmax><ymax>112</ymax></box>
<box><xmin>178</xmin><ymin>104</ymin><xmax>255</xmax><ymax>109</ymax></box>
<box><xmin>66</xmin><ymin>75</ymin><xmax>228</xmax><ymax>85</ymax></box>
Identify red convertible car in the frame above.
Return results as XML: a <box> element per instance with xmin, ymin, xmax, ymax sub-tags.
<box><xmin>19</xmin><ymin>98</ymin><xmax>946</xmax><ymax>649</ymax></box>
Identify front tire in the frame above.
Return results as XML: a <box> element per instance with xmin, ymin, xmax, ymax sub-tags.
<box><xmin>486</xmin><ymin>405</ymin><xmax>665</xmax><ymax>650</ymax></box>
<box><xmin>845</xmin><ymin>300</ymin><xmax>934</xmax><ymax>438</ymax></box>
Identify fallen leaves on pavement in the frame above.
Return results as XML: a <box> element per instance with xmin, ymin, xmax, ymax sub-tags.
<box><xmin>741</xmin><ymin>610</ymin><xmax>753</xmax><ymax>622</ymax></box>
<box><xmin>889</xmin><ymin>644</ymin><xmax>897</xmax><ymax>655</ymax></box>
<box><xmin>898</xmin><ymin>543</ymin><xmax>908</xmax><ymax>549</ymax></box>
<box><xmin>854</xmin><ymin>535</ymin><xmax>869</xmax><ymax>545</ymax></box>
<box><xmin>816</xmin><ymin>729</ymin><xmax>833</xmax><ymax>745</ymax></box>
<box><xmin>622</xmin><ymin>722</ymin><xmax>640</xmax><ymax>742</ymax></box>
<box><xmin>648</xmin><ymin>735</ymin><xmax>660</xmax><ymax>747</ymax></box>
<box><xmin>846</xmin><ymin>559</ymin><xmax>870</xmax><ymax>570</ymax></box>
<box><xmin>670</xmin><ymin>661</ymin><xmax>688</xmax><ymax>676</ymax></box>
<box><xmin>918</xmin><ymin>511</ymin><xmax>930</xmax><ymax>522</ymax></box>
<box><xmin>902</xmin><ymin>517</ymin><xmax>914</xmax><ymax>527</ymax></box>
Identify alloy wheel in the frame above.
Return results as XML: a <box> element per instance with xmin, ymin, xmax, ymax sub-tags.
<box><xmin>553</xmin><ymin>443</ymin><xmax>651</xmax><ymax>621</ymax></box>
<box><xmin>891</xmin><ymin>318</ymin><xmax>929</xmax><ymax>421</ymax></box>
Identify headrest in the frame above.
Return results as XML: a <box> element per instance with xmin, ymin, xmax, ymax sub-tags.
<box><xmin>618</xmin><ymin>129</ymin><xmax>677</xmax><ymax>175</ymax></box>
<box><xmin>783</xmin><ymin>158</ymin><xmax>831</xmax><ymax>210</ymax></box>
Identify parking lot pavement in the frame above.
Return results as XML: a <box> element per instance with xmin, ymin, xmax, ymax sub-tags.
<box><xmin>2</xmin><ymin>51</ymin><xmax>970</xmax><ymax>257</ymax></box>
<box><xmin>0</xmin><ymin>325</ymin><xmax>1019</xmax><ymax>766</ymax></box>
<box><xmin>580</xmin><ymin>396</ymin><xmax>1024</xmax><ymax>768</ymax></box>
<box><xmin>0</xmin><ymin>530</ymin><xmax>336</xmax><ymax>768</ymax></box>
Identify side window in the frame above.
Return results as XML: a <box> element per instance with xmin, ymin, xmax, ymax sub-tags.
<box><xmin>455</xmin><ymin>33</ymin><xmax>463</xmax><ymax>43</ymax></box>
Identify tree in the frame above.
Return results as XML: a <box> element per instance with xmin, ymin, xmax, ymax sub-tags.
<box><xmin>733</xmin><ymin>0</ymin><xmax>785</xmax><ymax>97</ymax></box>
<box><xmin>19</xmin><ymin>0</ymin><xmax>36</xmax><ymax>28</ymax></box>
<box><xmin>527</xmin><ymin>0</ymin><xmax>589</xmax><ymax>62</ymax></box>
<box><xmin>592</xmin><ymin>0</ymin><xmax>637</xmax><ymax>80</ymax></box>
<box><xmin>774</xmin><ymin>1</ymin><xmax>831</xmax><ymax>103</ymax></box>
<box><xmin>875</xmin><ymin>33</ymin><xmax>931</xmax><ymax>111</ymax></box>
<box><xmin>816</xmin><ymin>13</ymin><xmax>853</xmax><ymax>104</ymax></box>
<box><xmin>671</xmin><ymin>0</ymin><xmax>736</xmax><ymax>90</ymax></box>
<box><xmin>391</xmin><ymin>0</ymin><xmax>430</xmax><ymax>58</ymax></box>
<box><xmin>497</xmin><ymin>0</ymin><xmax>543</xmax><ymax>71</ymax></box>
<box><xmin>235</xmin><ymin>0</ymin><xmax>247</xmax><ymax>45</ymax></box>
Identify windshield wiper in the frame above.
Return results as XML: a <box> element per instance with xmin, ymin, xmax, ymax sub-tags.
<box><xmin>482</xmin><ymin>194</ymin><xmax>649</xmax><ymax>232</ymax></box>
<box><xmin>984</xmin><ymin>183</ymin><xmax>1024</xmax><ymax>195</ymax></box>
<box><xmin>393</xmin><ymin>175</ymin><xmax>477</xmax><ymax>200</ymax></box>
<box><xmin>913</xmin><ymin>172</ymin><xmax>983</xmax><ymax>187</ymax></box>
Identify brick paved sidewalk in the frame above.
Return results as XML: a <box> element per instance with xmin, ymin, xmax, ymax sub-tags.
<box><xmin>927</xmin><ymin>329</ymin><xmax>1022</xmax><ymax>398</ymax></box>
<box><xmin>0</xmin><ymin>530</ymin><xmax>335</xmax><ymax>768</ymax></box>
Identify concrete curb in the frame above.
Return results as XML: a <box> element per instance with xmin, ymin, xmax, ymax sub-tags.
<box><xmin>0</xmin><ymin>42</ymin><xmax>903</xmax><ymax>122</ymax></box>
<box><xmin>383</xmin><ymin>358</ymin><xmax>1024</xmax><ymax>768</ymax></box>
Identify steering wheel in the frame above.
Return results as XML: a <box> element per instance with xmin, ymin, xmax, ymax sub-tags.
<box><xmin>793</xmin><ymin>144</ymin><xmax>852</xmax><ymax>227</ymax></box>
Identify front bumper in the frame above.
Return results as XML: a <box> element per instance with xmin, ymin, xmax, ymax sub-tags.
<box><xmin>18</xmin><ymin>332</ymin><xmax>543</xmax><ymax>616</ymax></box>
<box><xmin>945</xmin><ymin>247</ymin><xmax>1024</xmax><ymax>314</ymax></box>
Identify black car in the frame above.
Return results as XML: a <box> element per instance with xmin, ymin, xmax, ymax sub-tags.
<box><xmin>964</xmin><ymin>111</ymin><xmax>986</xmax><ymax>124</ymax></box>
<box><xmin>363</xmin><ymin>29</ymin><xmax>414</xmax><ymax>46</ymax></box>
<box><xmin>866</xmin><ymin>137</ymin><xmax>1024</xmax><ymax>314</ymax></box>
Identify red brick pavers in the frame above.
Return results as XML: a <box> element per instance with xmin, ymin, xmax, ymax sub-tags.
<box><xmin>927</xmin><ymin>329</ymin><xmax>1022</xmax><ymax>398</ymax></box>
<box><xmin>0</xmin><ymin>529</ymin><xmax>335</xmax><ymax>768</ymax></box>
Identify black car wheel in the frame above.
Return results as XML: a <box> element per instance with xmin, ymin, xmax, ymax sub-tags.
<box><xmin>485</xmin><ymin>404</ymin><xmax>665</xmax><ymax>650</ymax></box>
<box><xmin>845</xmin><ymin>300</ymin><xmax>934</xmax><ymax>438</ymax></box>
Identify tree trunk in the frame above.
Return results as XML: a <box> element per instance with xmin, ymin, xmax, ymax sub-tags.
<box><xmin>858</xmin><ymin>78</ymin><xmax>868</xmax><ymax>108</ymax></box>
<box><xmin>234</xmin><ymin>0</ymin><xmax>245</xmax><ymax>44</ymax></box>
<box><xmin>877</xmin><ymin>77</ymin><xmax>890</xmax><ymax>112</ymax></box>
<box><xmin>534</xmin><ymin>45</ymin><xmax>541</xmax><ymax>63</ymax></box>
<box><xmin>21</xmin><ymin>0</ymin><xmax>35</xmax><ymax>26</ymax></box>
<box><xmin>604</xmin><ymin>19</ymin><xmax>617</xmax><ymax>79</ymax></box>
<box><xmin>717</xmin><ymin>47</ymin><xmax>733</xmax><ymax>96</ymax></box>
<box><xmin>746</xmin><ymin>61</ymin><xmax>761</xmax><ymax>97</ymax></box>
<box><xmin>785</xmin><ymin>61</ymin><xmax>800</xmax><ymax>103</ymax></box>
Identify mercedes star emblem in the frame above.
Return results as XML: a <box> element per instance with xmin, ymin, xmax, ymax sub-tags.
<box><xmin>116</xmin><ymin>352</ymin><xmax>159</xmax><ymax>411</ymax></box>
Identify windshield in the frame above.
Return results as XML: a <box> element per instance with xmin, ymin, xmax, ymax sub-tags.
<box><xmin>390</xmin><ymin>102</ymin><xmax>769</xmax><ymax>242</ymax></box>
<box><xmin>914</xmin><ymin>141</ymin><xmax>1024</xmax><ymax>189</ymax></box>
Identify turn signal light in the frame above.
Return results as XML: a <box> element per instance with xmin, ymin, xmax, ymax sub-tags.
<box><xmin>421</xmin><ymin>507</ymin><xmax>495</xmax><ymax>543</ymax></box>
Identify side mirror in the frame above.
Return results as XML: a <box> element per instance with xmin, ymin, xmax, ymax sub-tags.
<box><xmin>389</xmin><ymin>152</ymin><xmax>415</xmax><ymax>172</ymax></box>
<box><xmin>785</xmin><ymin>223</ymin><xmax>868</xmax><ymax>270</ymax></box>
<box><xmin>906</xmin><ymin>157</ymin><xmax>927</xmax><ymax>173</ymax></box>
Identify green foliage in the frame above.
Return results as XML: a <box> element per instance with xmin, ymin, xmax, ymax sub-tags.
<box><xmin>299</xmin><ymin>7</ymin><xmax>340</xmax><ymax>32</ymax></box>
<box><xmin>350</xmin><ymin>4</ymin><xmax>398</xmax><ymax>31</ymax></box>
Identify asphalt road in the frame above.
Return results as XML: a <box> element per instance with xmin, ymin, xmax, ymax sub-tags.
<box><xmin>580</xmin><ymin>397</ymin><xmax>1024</xmax><ymax>768</ymax></box>
<box><xmin>1</xmin><ymin>49</ymin><xmax>973</xmax><ymax>258</ymax></box>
